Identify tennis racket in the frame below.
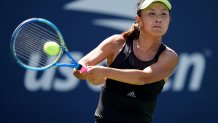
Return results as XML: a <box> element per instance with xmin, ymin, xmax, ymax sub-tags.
<box><xmin>10</xmin><ymin>18</ymin><xmax>88</xmax><ymax>73</ymax></box>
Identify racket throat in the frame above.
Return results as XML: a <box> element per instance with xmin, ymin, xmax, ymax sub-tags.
<box><xmin>54</xmin><ymin>63</ymin><xmax>81</xmax><ymax>69</ymax></box>
<box><xmin>64</xmin><ymin>50</ymin><xmax>82</xmax><ymax>70</ymax></box>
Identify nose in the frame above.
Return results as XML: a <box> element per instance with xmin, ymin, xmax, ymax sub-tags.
<box><xmin>155</xmin><ymin>16</ymin><xmax>162</xmax><ymax>23</ymax></box>
<box><xmin>155</xmin><ymin>19</ymin><xmax>161</xmax><ymax>23</ymax></box>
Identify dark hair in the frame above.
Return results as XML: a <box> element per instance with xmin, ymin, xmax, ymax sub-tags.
<box><xmin>122</xmin><ymin>0</ymin><xmax>171</xmax><ymax>39</ymax></box>
<box><xmin>121</xmin><ymin>0</ymin><xmax>143</xmax><ymax>39</ymax></box>
<box><xmin>121</xmin><ymin>22</ymin><xmax>140</xmax><ymax>39</ymax></box>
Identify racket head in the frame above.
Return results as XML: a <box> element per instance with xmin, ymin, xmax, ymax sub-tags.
<box><xmin>11</xmin><ymin>18</ymin><xmax>65</xmax><ymax>70</ymax></box>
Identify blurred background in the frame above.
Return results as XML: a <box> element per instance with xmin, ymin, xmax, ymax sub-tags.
<box><xmin>1</xmin><ymin>0</ymin><xmax>218</xmax><ymax>123</ymax></box>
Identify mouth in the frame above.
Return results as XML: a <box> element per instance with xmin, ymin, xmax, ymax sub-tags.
<box><xmin>153</xmin><ymin>26</ymin><xmax>162</xmax><ymax>29</ymax></box>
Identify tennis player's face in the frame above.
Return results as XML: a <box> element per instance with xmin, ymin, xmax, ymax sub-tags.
<box><xmin>137</xmin><ymin>2</ymin><xmax>170</xmax><ymax>36</ymax></box>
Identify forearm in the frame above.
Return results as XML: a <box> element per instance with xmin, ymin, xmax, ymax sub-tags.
<box><xmin>104</xmin><ymin>67</ymin><xmax>150</xmax><ymax>85</ymax></box>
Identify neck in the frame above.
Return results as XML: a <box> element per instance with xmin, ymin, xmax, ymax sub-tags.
<box><xmin>136</xmin><ymin>34</ymin><xmax>162</xmax><ymax>52</ymax></box>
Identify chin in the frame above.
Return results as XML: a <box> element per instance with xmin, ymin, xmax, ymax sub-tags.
<box><xmin>151</xmin><ymin>30</ymin><xmax>167</xmax><ymax>37</ymax></box>
<box><xmin>151</xmin><ymin>32</ymin><xmax>165</xmax><ymax>37</ymax></box>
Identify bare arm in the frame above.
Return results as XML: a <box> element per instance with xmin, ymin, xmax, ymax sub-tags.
<box><xmin>73</xmin><ymin>34</ymin><xmax>125</xmax><ymax>80</ymax></box>
<box><xmin>85</xmin><ymin>48</ymin><xmax>178</xmax><ymax>85</ymax></box>
<box><xmin>79</xmin><ymin>34</ymin><xmax>125</xmax><ymax>66</ymax></box>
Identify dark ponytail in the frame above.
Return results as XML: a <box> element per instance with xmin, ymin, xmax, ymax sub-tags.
<box><xmin>121</xmin><ymin>22</ymin><xmax>140</xmax><ymax>39</ymax></box>
<box><xmin>121</xmin><ymin>0</ymin><xmax>144</xmax><ymax>39</ymax></box>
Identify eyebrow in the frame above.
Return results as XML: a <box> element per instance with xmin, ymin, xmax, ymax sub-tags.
<box><xmin>147</xmin><ymin>8</ymin><xmax>168</xmax><ymax>11</ymax></box>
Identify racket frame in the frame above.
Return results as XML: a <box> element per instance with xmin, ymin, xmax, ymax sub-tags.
<box><xmin>11</xmin><ymin>18</ymin><xmax>83</xmax><ymax>71</ymax></box>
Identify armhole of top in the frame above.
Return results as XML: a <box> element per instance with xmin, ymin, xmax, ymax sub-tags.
<box><xmin>109</xmin><ymin>36</ymin><xmax>135</xmax><ymax>68</ymax></box>
<box><xmin>154</xmin><ymin>43</ymin><xmax>166</xmax><ymax>62</ymax></box>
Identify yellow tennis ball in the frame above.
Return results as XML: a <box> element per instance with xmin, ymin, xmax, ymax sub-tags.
<box><xmin>43</xmin><ymin>41</ymin><xmax>60</xmax><ymax>56</ymax></box>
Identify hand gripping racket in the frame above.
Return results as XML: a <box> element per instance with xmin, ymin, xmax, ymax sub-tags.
<box><xmin>11</xmin><ymin>18</ymin><xmax>88</xmax><ymax>73</ymax></box>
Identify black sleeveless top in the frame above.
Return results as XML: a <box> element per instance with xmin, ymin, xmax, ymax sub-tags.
<box><xmin>95</xmin><ymin>36</ymin><xmax>166</xmax><ymax>123</ymax></box>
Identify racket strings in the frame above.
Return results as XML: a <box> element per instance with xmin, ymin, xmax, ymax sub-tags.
<box><xmin>15</xmin><ymin>51</ymin><xmax>48</xmax><ymax>67</ymax></box>
<box><xmin>15</xmin><ymin>38</ymin><xmax>50</xmax><ymax>67</ymax></box>
<box><xmin>26</xmin><ymin>23</ymin><xmax>60</xmax><ymax>43</ymax></box>
<box><xmin>15</xmin><ymin>45</ymin><xmax>49</xmax><ymax>67</ymax></box>
<box><xmin>15</xmin><ymin>29</ymin><xmax>57</xmax><ymax>59</ymax></box>
<box><xmin>15</xmin><ymin>29</ymin><xmax>52</xmax><ymax>65</ymax></box>
<box><xmin>30</xmin><ymin>23</ymin><xmax>61</xmax><ymax>41</ymax></box>
<box><xmin>14</xmin><ymin>22</ymin><xmax>62</xmax><ymax>68</ymax></box>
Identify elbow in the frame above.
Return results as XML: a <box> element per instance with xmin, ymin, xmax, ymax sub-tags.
<box><xmin>138</xmin><ymin>73</ymin><xmax>158</xmax><ymax>85</ymax></box>
<box><xmin>139</xmin><ymin>76</ymin><xmax>164</xmax><ymax>85</ymax></box>
<box><xmin>137</xmin><ymin>75</ymin><xmax>149</xmax><ymax>85</ymax></box>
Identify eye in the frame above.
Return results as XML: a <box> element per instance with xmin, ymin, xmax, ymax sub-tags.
<box><xmin>148</xmin><ymin>12</ymin><xmax>155</xmax><ymax>16</ymax></box>
<box><xmin>161</xmin><ymin>12</ymin><xmax>168</xmax><ymax>17</ymax></box>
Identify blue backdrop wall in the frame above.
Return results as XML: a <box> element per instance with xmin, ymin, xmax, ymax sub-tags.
<box><xmin>1</xmin><ymin>0</ymin><xmax>218</xmax><ymax>123</ymax></box>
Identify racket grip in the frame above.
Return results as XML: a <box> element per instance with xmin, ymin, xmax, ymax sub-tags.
<box><xmin>79</xmin><ymin>65</ymin><xmax>88</xmax><ymax>73</ymax></box>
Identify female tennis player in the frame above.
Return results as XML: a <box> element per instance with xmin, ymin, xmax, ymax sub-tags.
<box><xmin>73</xmin><ymin>0</ymin><xmax>178</xmax><ymax>122</ymax></box>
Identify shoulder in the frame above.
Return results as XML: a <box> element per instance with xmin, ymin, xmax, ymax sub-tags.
<box><xmin>102</xmin><ymin>34</ymin><xmax>127</xmax><ymax>65</ymax></box>
<box><xmin>166</xmin><ymin>46</ymin><xmax>178</xmax><ymax>58</ymax></box>
<box><xmin>160</xmin><ymin>45</ymin><xmax>179</xmax><ymax>65</ymax></box>
<box><xmin>96</xmin><ymin>34</ymin><xmax>127</xmax><ymax>52</ymax></box>
<box><xmin>106</xmin><ymin>34</ymin><xmax>126</xmax><ymax>45</ymax></box>
<box><xmin>100</xmin><ymin>34</ymin><xmax>126</xmax><ymax>50</ymax></box>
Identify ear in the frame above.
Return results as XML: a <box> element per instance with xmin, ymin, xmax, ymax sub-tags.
<box><xmin>135</xmin><ymin>15</ymin><xmax>140</xmax><ymax>23</ymax></box>
<box><xmin>135</xmin><ymin>15</ymin><xmax>142</xmax><ymax>27</ymax></box>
